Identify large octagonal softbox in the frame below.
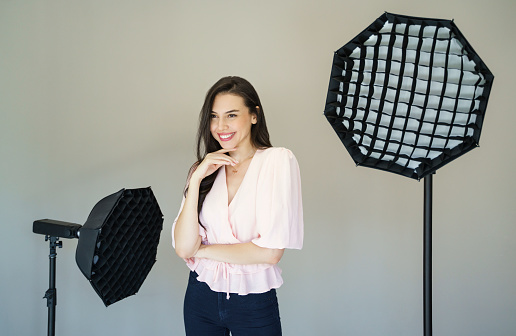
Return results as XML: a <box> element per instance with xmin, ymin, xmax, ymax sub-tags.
<box><xmin>33</xmin><ymin>187</ymin><xmax>164</xmax><ymax>336</ymax></box>
<box><xmin>323</xmin><ymin>12</ymin><xmax>493</xmax><ymax>336</ymax></box>
<box><xmin>325</xmin><ymin>12</ymin><xmax>493</xmax><ymax>180</ymax></box>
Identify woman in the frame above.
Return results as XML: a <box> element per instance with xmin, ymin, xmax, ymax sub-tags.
<box><xmin>172</xmin><ymin>76</ymin><xmax>303</xmax><ymax>336</ymax></box>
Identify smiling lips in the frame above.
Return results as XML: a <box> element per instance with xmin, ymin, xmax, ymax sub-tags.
<box><xmin>218</xmin><ymin>132</ymin><xmax>235</xmax><ymax>141</ymax></box>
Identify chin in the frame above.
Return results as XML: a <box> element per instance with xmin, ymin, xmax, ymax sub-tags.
<box><xmin>218</xmin><ymin>141</ymin><xmax>233</xmax><ymax>149</ymax></box>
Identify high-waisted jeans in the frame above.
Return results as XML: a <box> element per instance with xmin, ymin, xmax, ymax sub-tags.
<box><xmin>183</xmin><ymin>271</ymin><xmax>282</xmax><ymax>336</ymax></box>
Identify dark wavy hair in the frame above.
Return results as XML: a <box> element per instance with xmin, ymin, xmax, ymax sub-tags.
<box><xmin>185</xmin><ymin>76</ymin><xmax>272</xmax><ymax>227</ymax></box>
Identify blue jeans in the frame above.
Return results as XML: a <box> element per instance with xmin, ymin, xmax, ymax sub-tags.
<box><xmin>184</xmin><ymin>271</ymin><xmax>282</xmax><ymax>336</ymax></box>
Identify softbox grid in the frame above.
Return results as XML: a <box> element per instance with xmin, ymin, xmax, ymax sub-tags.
<box><xmin>92</xmin><ymin>189</ymin><xmax>162</xmax><ymax>306</ymax></box>
<box><xmin>324</xmin><ymin>12</ymin><xmax>494</xmax><ymax>180</ymax></box>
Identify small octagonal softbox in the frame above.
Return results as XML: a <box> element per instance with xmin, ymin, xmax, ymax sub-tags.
<box><xmin>33</xmin><ymin>187</ymin><xmax>164</xmax><ymax>336</ymax></box>
<box><xmin>75</xmin><ymin>188</ymin><xmax>164</xmax><ymax>306</ymax></box>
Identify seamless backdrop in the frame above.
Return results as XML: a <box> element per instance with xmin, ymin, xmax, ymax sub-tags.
<box><xmin>1</xmin><ymin>1</ymin><xmax>515</xmax><ymax>335</ymax></box>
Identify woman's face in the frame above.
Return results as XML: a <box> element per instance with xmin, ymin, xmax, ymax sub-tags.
<box><xmin>210</xmin><ymin>93</ymin><xmax>257</xmax><ymax>150</ymax></box>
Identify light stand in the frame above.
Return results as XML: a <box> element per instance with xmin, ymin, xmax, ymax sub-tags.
<box><xmin>45</xmin><ymin>236</ymin><xmax>61</xmax><ymax>336</ymax></box>
<box><xmin>423</xmin><ymin>174</ymin><xmax>433</xmax><ymax>335</ymax></box>
<box><xmin>34</xmin><ymin>219</ymin><xmax>82</xmax><ymax>336</ymax></box>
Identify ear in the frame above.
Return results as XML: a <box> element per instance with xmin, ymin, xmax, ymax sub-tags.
<box><xmin>252</xmin><ymin>106</ymin><xmax>259</xmax><ymax>124</ymax></box>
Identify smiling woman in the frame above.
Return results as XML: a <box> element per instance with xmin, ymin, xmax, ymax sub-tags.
<box><xmin>172</xmin><ymin>76</ymin><xmax>304</xmax><ymax>336</ymax></box>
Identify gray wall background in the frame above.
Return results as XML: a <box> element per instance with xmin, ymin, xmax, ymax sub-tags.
<box><xmin>1</xmin><ymin>1</ymin><xmax>515</xmax><ymax>335</ymax></box>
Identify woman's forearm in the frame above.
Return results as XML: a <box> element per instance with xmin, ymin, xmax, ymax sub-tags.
<box><xmin>174</xmin><ymin>176</ymin><xmax>203</xmax><ymax>259</ymax></box>
<box><xmin>195</xmin><ymin>242</ymin><xmax>284</xmax><ymax>265</ymax></box>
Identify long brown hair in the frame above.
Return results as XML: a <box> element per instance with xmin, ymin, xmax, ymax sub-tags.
<box><xmin>185</xmin><ymin>76</ymin><xmax>272</xmax><ymax>227</ymax></box>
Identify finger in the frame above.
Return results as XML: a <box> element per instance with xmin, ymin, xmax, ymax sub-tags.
<box><xmin>201</xmin><ymin>156</ymin><xmax>237</xmax><ymax>168</ymax></box>
<box><xmin>208</xmin><ymin>157</ymin><xmax>237</xmax><ymax>166</ymax></box>
<box><xmin>206</xmin><ymin>153</ymin><xmax>238</xmax><ymax>165</ymax></box>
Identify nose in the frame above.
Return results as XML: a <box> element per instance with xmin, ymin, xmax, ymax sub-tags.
<box><xmin>217</xmin><ymin>117</ymin><xmax>227</xmax><ymax>131</ymax></box>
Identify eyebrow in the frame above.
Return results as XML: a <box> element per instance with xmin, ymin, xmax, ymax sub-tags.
<box><xmin>210</xmin><ymin>109</ymin><xmax>239</xmax><ymax>114</ymax></box>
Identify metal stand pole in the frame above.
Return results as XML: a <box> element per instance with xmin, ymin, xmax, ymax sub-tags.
<box><xmin>423</xmin><ymin>175</ymin><xmax>433</xmax><ymax>336</ymax></box>
<box><xmin>44</xmin><ymin>236</ymin><xmax>62</xmax><ymax>336</ymax></box>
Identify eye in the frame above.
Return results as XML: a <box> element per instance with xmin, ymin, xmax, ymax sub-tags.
<box><xmin>228</xmin><ymin>113</ymin><xmax>237</xmax><ymax>118</ymax></box>
<box><xmin>210</xmin><ymin>114</ymin><xmax>218</xmax><ymax>119</ymax></box>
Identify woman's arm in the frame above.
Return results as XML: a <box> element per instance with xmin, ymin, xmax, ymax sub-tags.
<box><xmin>195</xmin><ymin>242</ymin><xmax>284</xmax><ymax>265</ymax></box>
<box><xmin>173</xmin><ymin>175</ymin><xmax>203</xmax><ymax>259</ymax></box>
<box><xmin>173</xmin><ymin>148</ymin><xmax>238</xmax><ymax>259</ymax></box>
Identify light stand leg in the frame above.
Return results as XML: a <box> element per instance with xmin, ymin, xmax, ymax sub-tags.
<box><xmin>44</xmin><ymin>236</ymin><xmax>62</xmax><ymax>336</ymax></box>
<box><xmin>423</xmin><ymin>175</ymin><xmax>433</xmax><ymax>336</ymax></box>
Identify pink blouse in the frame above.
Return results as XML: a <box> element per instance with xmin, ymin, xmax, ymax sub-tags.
<box><xmin>172</xmin><ymin>147</ymin><xmax>303</xmax><ymax>298</ymax></box>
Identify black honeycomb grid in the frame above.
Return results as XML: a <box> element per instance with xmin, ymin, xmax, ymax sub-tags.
<box><xmin>77</xmin><ymin>188</ymin><xmax>163</xmax><ymax>306</ymax></box>
<box><xmin>324</xmin><ymin>12</ymin><xmax>494</xmax><ymax>180</ymax></box>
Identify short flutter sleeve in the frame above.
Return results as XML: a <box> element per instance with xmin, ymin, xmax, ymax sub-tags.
<box><xmin>252</xmin><ymin>148</ymin><xmax>303</xmax><ymax>249</ymax></box>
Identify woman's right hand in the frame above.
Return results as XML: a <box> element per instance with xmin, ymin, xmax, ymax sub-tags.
<box><xmin>190</xmin><ymin>148</ymin><xmax>238</xmax><ymax>182</ymax></box>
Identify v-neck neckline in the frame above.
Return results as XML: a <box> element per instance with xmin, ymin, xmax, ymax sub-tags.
<box><xmin>224</xmin><ymin>149</ymin><xmax>260</xmax><ymax>208</ymax></box>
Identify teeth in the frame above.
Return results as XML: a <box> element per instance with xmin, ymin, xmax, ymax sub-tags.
<box><xmin>220</xmin><ymin>133</ymin><xmax>234</xmax><ymax>139</ymax></box>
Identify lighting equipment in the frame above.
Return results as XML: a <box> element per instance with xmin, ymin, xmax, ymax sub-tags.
<box><xmin>33</xmin><ymin>187</ymin><xmax>164</xmax><ymax>336</ymax></box>
<box><xmin>323</xmin><ymin>12</ymin><xmax>493</xmax><ymax>335</ymax></box>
